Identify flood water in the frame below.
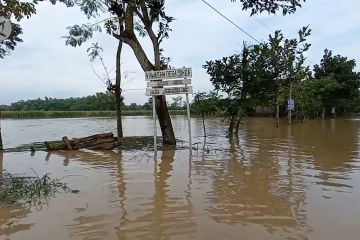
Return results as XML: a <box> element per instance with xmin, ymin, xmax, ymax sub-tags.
<box><xmin>1</xmin><ymin>116</ymin><xmax>360</xmax><ymax>240</ymax></box>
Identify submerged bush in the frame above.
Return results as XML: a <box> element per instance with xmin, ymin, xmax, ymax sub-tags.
<box><xmin>0</xmin><ymin>171</ymin><xmax>70</xmax><ymax>206</ymax></box>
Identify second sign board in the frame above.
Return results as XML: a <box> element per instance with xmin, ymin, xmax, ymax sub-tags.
<box><xmin>146</xmin><ymin>86</ymin><xmax>193</xmax><ymax>96</ymax></box>
<box><xmin>147</xmin><ymin>79</ymin><xmax>191</xmax><ymax>87</ymax></box>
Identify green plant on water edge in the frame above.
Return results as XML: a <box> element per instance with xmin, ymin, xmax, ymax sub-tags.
<box><xmin>0</xmin><ymin>170</ymin><xmax>71</xmax><ymax>206</ymax></box>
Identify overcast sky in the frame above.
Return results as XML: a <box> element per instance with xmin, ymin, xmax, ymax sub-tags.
<box><xmin>1</xmin><ymin>0</ymin><xmax>359</xmax><ymax>105</ymax></box>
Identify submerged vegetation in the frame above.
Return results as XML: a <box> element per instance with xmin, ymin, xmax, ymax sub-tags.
<box><xmin>0</xmin><ymin>171</ymin><xmax>70</xmax><ymax>206</ymax></box>
<box><xmin>202</xmin><ymin>37</ymin><xmax>360</xmax><ymax>130</ymax></box>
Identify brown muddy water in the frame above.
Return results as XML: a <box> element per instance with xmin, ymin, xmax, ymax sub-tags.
<box><xmin>1</xmin><ymin>116</ymin><xmax>360</xmax><ymax>240</ymax></box>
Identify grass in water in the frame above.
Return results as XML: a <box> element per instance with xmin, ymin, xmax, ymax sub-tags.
<box><xmin>0</xmin><ymin>170</ymin><xmax>70</xmax><ymax>206</ymax></box>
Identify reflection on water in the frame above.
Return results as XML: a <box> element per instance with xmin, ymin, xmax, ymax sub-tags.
<box><xmin>1</xmin><ymin>117</ymin><xmax>360</xmax><ymax>239</ymax></box>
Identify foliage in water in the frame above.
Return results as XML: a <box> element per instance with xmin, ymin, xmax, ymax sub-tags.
<box><xmin>0</xmin><ymin>171</ymin><xmax>70</xmax><ymax>206</ymax></box>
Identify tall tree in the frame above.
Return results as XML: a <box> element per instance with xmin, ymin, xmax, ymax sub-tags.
<box><xmin>203</xmin><ymin>44</ymin><xmax>255</xmax><ymax>136</ymax></box>
<box><xmin>2</xmin><ymin>0</ymin><xmax>305</xmax><ymax>145</ymax></box>
<box><xmin>88</xmin><ymin>42</ymin><xmax>124</xmax><ymax>138</ymax></box>
<box><xmin>62</xmin><ymin>0</ymin><xmax>305</xmax><ymax>144</ymax></box>
<box><xmin>203</xmin><ymin>54</ymin><xmax>244</xmax><ymax>136</ymax></box>
<box><xmin>313</xmin><ymin>49</ymin><xmax>360</xmax><ymax>115</ymax></box>
<box><xmin>204</xmin><ymin>27</ymin><xmax>311</xmax><ymax>130</ymax></box>
<box><xmin>63</xmin><ymin>0</ymin><xmax>177</xmax><ymax>144</ymax></box>
<box><xmin>299</xmin><ymin>76</ymin><xmax>339</xmax><ymax>118</ymax></box>
<box><xmin>249</xmin><ymin>27</ymin><xmax>311</xmax><ymax>126</ymax></box>
<box><xmin>192</xmin><ymin>91</ymin><xmax>220</xmax><ymax>137</ymax></box>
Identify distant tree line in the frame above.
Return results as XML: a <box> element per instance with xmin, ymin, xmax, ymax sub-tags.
<box><xmin>1</xmin><ymin>93</ymin><xmax>187</xmax><ymax>112</ymax></box>
<box><xmin>5</xmin><ymin>92</ymin><xmax>117</xmax><ymax>111</ymax></box>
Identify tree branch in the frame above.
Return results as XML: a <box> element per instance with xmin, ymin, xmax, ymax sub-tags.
<box><xmin>133</xmin><ymin>2</ymin><xmax>161</xmax><ymax>69</ymax></box>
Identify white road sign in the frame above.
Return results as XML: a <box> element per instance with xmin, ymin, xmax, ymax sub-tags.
<box><xmin>146</xmin><ymin>86</ymin><xmax>193</xmax><ymax>96</ymax></box>
<box><xmin>147</xmin><ymin>79</ymin><xmax>191</xmax><ymax>87</ymax></box>
<box><xmin>145</xmin><ymin>68</ymin><xmax>192</xmax><ymax>81</ymax></box>
<box><xmin>287</xmin><ymin>99</ymin><xmax>295</xmax><ymax>111</ymax></box>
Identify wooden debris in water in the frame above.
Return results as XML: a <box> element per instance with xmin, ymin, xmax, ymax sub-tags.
<box><xmin>44</xmin><ymin>132</ymin><xmax>119</xmax><ymax>151</ymax></box>
<box><xmin>4</xmin><ymin>135</ymin><xmax>187</xmax><ymax>152</ymax></box>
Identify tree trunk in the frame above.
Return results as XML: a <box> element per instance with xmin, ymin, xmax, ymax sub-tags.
<box><xmin>0</xmin><ymin>151</ymin><xmax>3</xmax><ymax>177</ymax></box>
<box><xmin>322</xmin><ymin>107</ymin><xmax>325</xmax><ymax>119</ymax></box>
<box><xmin>235</xmin><ymin>110</ymin><xmax>242</xmax><ymax>136</ymax></box>
<box><xmin>115</xmin><ymin>39</ymin><xmax>123</xmax><ymax>139</ymax></box>
<box><xmin>155</xmin><ymin>95</ymin><xmax>176</xmax><ymax>145</ymax></box>
<box><xmin>202</xmin><ymin>114</ymin><xmax>206</xmax><ymax>137</ymax></box>
<box><xmin>228</xmin><ymin>114</ymin><xmax>236</xmax><ymax>136</ymax></box>
<box><xmin>0</xmin><ymin>110</ymin><xmax>3</xmax><ymax>151</ymax></box>
<box><xmin>276</xmin><ymin>103</ymin><xmax>280</xmax><ymax>128</ymax></box>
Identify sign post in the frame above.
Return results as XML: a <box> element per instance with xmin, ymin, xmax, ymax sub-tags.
<box><xmin>185</xmin><ymin>80</ymin><xmax>192</xmax><ymax>154</ymax></box>
<box><xmin>152</xmin><ymin>96</ymin><xmax>157</xmax><ymax>151</ymax></box>
<box><xmin>145</xmin><ymin>68</ymin><xmax>193</xmax><ymax>153</ymax></box>
<box><xmin>287</xmin><ymin>99</ymin><xmax>295</xmax><ymax>111</ymax></box>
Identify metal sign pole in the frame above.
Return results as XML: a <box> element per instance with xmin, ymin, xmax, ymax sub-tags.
<box><xmin>185</xmin><ymin>81</ymin><xmax>192</xmax><ymax>154</ymax></box>
<box><xmin>145</xmin><ymin>67</ymin><xmax>193</xmax><ymax>153</ymax></box>
<box><xmin>152</xmin><ymin>96</ymin><xmax>157</xmax><ymax>151</ymax></box>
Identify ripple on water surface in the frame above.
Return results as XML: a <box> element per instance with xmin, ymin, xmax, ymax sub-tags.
<box><xmin>1</xmin><ymin>117</ymin><xmax>360</xmax><ymax>240</ymax></box>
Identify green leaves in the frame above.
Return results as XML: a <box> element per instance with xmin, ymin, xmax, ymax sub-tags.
<box><xmin>0</xmin><ymin>23</ymin><xmax>23</xmax><ymax>58</ymax></box>
<box><xmin>0</xmin><ymin>170</ymin><xmax>70</xmax><ymax>206</ymax></box>
<box><xmin>64</xmin><ymin>24</ymin><xmax>101</xmax><ymax>47</ymax></box>
<box><xmin>87</xmin><ymin>42</ymin><xmax>103</xmax><ymax>61</ymax></box>
<box><xmin>0</xmin><ymin>0</ymin><xmax>36</xmax><ymax>21</ymax></box>
<box><xmin>192</xmin><ymin>91</ymin><xmax>221</xmax><ymax>116</ymax></box>
<box><xmin>203</xmin><ymin>55</ymin><xmax>243</xmax><ymax>96</ymax></box>
<box><xmin>104</xmin><ymin>18</ymin><xmax>118</xmax><ymax>35</ymax></box>
<box><xmin>0</xmin><ymin>0</ymin><xmax>76</xmax><ymax>58</ymax></box>
<box><xmin>230</xmin><ymin>0</ymin><xmax>305</xmax><ymax>16</ymax></box>
<box><xmin>134</xmin><ymin>21</ymin><xmax>147</xmax><ymax>37</ymax></box>
<box><xmin>313</xmin><ymin>49</ymin><xmax>360</xmax><ymax>104</ymax></box>
<box><xmin>0</xmin><ymin>0</ymin><xmax>36</xmax><ymax>58</ymax></box>
<box><xmin>204</xmin><ymin>27</ymin><xmax>312</xmax><ymax>114</ymax></box>
<box><xmin>79</xmin><ymin>0</ymin><xmax>106</xmax><ymax>19</ymax></box>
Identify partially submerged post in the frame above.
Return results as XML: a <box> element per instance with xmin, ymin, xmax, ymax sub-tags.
<box><xmin>153</xmin><ymin>96</ymin><xmax>157</xmax><ymax>151</ymax></box>
<box><xmin>185</xmin><ymin>79</ymin><xmax>192</xmax><ymax>153</ymax></box>
<box><xmin>0</xmin><ymin>151</ymin><xmax>3</xmax><ymax>177</ymax></box>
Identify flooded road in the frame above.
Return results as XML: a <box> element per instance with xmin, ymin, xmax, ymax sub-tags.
<box><xmin>1</xmin><ymin>116</ymin><xmax>360</xmax><ymax>239</ymax></box>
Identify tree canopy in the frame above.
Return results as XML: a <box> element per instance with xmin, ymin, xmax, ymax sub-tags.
<box><xmin>230</xmin><ymin>0</ymin><xmax>305</xmax><ymax>15</ymax></box>
<box><xmin>314</xmin><ymin>49</ymin><xmax>360</xmax><ymax>101</ymax></box>
<box><xmin>0</xmin><ymin>0</ymin><xmax>73</xmax><ymax>58</ymax></box>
